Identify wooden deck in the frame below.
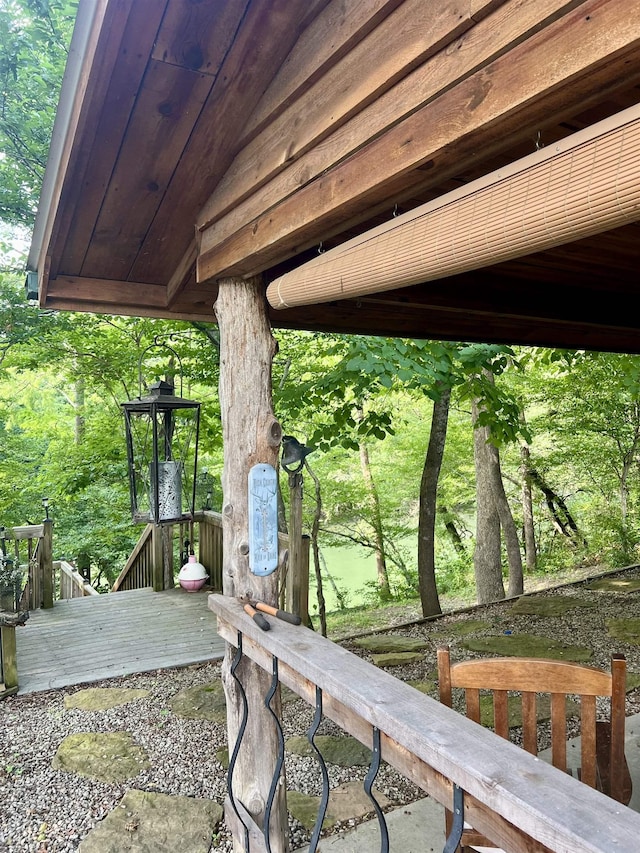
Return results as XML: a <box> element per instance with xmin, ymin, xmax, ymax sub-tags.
<box><xmin>14</xmin><ymin>587</ymin><xmax>225</xmax><ymax>694</ymax></box>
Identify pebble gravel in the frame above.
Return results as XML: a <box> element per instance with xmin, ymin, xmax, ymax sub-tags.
<box><xmin>2</xmin><ymin>565</ymin><xmax>640</xmax><ymax>851</ymax></box>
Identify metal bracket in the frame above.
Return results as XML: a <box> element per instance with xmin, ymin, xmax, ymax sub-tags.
<box><xmin>443</xmin><ymin>784</ymin><xmax>465</xmax><ymax>853</ymax></box>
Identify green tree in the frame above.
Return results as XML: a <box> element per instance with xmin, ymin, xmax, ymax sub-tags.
<box><xmin>0</xmin><ymin>0</ymin><xmax>75</xmax><ymax>228</ymax></box>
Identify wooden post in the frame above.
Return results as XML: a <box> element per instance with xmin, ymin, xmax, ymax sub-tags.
<box><xmin>162</xmin><ymin>524</ymin><xmax>174</xmax><ymax>589</ymax></box>
<box><xmin>214</xmin><ymin>275</ymin><xmax>288</xmax><ymax>853</ymax></box>
<box><xmin>41</xmin><ymin>520</ymin><xmax>54</xmax><ymax>609</ymax></box>
<box><xmin>151</xmin><ymin>524</ymin><xmax>164</xmax><ymax>592</ymax></box>
<box><xmin>285</xmin><ymin>472</ymin><xmax>309</xmax><ymax>626</ymax></box>
<box><xmin>1</xmin><ymin>625</ymin><xmax>18</xmax><ymax>691</ymax></box>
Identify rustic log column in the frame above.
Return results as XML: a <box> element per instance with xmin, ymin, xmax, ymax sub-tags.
<box><xmin>214</xmin><ymin>275</ymin><xmax>287</xmax><ymax>853</ymax></box>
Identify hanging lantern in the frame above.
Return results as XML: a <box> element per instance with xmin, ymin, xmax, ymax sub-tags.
<box><xmin>121</xmin><ymin>379</ymin><xmax>201</xmax><ymax>524</ymax></box>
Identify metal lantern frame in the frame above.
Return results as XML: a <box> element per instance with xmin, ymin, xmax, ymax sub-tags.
<box><xmin>121</xmin><ymin>349</ymin><xmax>201</xmax><ymax>525</ymax></box>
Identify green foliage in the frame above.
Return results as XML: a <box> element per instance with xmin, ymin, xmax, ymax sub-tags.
<box><xmin>0</xmin><ymin>0</ymin><xmax>76</xmax><ymax>228</ymax></box>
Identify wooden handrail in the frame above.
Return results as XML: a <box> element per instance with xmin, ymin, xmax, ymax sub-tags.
<box><xmin>210</xmin><ymin>594</ymin><xmax>640</xmax><ymax>853</ymax></box>
<box><xmin>58</xmin><ymin>561</ymin><xmax>99</xmax><ymax>598</ymax></box>
<box><xmin>112</xmin><ymin>524</ymin><xmax>154</xmax><ymax>591</ymax></box>
<box><xmin>1</xmin><ymin>522</ymin><xmax>53</xmax><ymax>610</ymax></box>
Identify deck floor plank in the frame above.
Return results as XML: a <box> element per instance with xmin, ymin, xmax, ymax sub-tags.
<box><xmin>14</xmin><ymin>587</ymin><xmax>225</xmax><ymax>694</ymax></box>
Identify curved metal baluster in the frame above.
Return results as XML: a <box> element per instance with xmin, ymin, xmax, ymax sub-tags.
<box><xmin>443</xmin><ymin>784</ymin><xmax>465</xmax><ymax>853</ymax></box>
<box><xmin>363</xmin><ymin>727</ymin><xmax>389</xmax><ymax>853</ymax></box>
<box><xmin>264</xmin><ymin>656</ymin><xmax>285</xmax><ymax>853</ymax></box>
<box><xmin>227</xmin><ymin>631</ymin><xmax>250</xmax><ymax>853</ymax></box>
<box><xmin>308</xmin><ymin>686</ymin><xmax>330</xmax><ymax>853</ymax></box>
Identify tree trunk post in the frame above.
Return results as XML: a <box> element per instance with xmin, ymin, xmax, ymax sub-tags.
<box><xmin>215</xmin><ymin>276</ymin><xmax>288</xmax><ymax>853</ymax></box>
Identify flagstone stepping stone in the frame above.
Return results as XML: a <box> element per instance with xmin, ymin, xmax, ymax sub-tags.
<box><xmin>460</xmin><ymin>633</ymin><xmax>592</xmax><ymax>661</ymax></box>
<box><xmin>371</xmin><ymin>651</ymin><xmax>424</xmax><ymax>667</ymax></box>
<box><xmin>586</xmin><ymin>577</ymin><xmax>640</xmax><ymax>593</ymax></box>
<box><xmin>64</xmin><ymin>687</ymin><xmax>150</xmax><ymax>711</ymax></box>
<box><xmin>509</xmin><ymin>595</ymin><xmax>595</xmax><ymax>617</ymax></box>
<box><xmin>168</xmin><ymin>681</ymin><xmax>227</xmax><ymax>723</ymax></box>
<box><xmin>52</xmin><ymin>732</ymin><xmax>150</xmax><ymax>782</ymax></box>
<box><xmin>606</xmin><ymin>617</ymin><xmax>640</xmax><ymax>645</ymax></box>
<box><xmin>408</xmin><ymin>679</ymin><xmax>438</xmax><ymax>697</ymax></box>
<box><xmin>286</xmin><ymin>734</ymin><xmax>372</xmax><ymax>766</ymax></box>
<box><xmin>353</xmin><ymin>635</ymin><xmax>428</xmax><ymax>653</ymax></box>
<box><xmin>430</xmin><ymin>619</ymin><xmax>487</xmax><ymax>638</ymax></box>
<box><xmin>287</xmin><ymin>781</ymin><xmax>390</xmax><ymax>831</ymax></box>
<box><xmin>78</xmin><ymin>788</ymin><xmax>223</xmax><ymax>853</ymax></box>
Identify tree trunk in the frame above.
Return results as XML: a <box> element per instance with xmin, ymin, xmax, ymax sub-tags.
<box><xmin>437</xmin><ymin>505</ymin><xmax>466</xmax><ymax>554</ymax></box>
<box><xmin>214</xmin><ymin>276</ymin><xmax>288</xmax><ymax>853</ymax></box>
<box><xmin>483</xmin><ymin>435</ymin><xmax>523</xmax><ymax>597</ymax></box>
<box><xmin>472</xmin><ymin>401</ymin><xmax>505</xmax><ymax>604</ymax></box>
<box><xmin>417</xmin><ymin>388</ymin><xmax>450</xmax><ymax>617</ymax></box>
<box><xmin>520</xmin><ymin>444</ymin><xmax>537</xmax><ymax>573</ymax></box>
<box><xmin>358</xmin><ymin>437</ymin><xmax>391</xmax><ymax>600</ymax></box>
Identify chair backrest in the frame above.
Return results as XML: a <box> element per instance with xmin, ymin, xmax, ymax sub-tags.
<box><xmin>437</xmin><ymin>646</ymin><xmax>629</xmax><ymax>803</ymax></box>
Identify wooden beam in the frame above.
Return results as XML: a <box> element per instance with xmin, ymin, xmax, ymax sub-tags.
<box><xmin>47</xmin><ymin>276</ymin><xmax>167</xmax><ymax>308</ymax></box>
<box><xmin>197</xmin><ymin>0</ymin><xmax>640</xmax><ymax>282</ymax></box>
<box><xmin>197</xmin><ymin>0</ymin><xmax>498</xmax><ymax>230</ymax></box>
<box><xmin>196</xmin><ymin>0</ymin><xmax>579</xmax><ymax>247</ymax></box>
<box><xmin>237</xmin><ymin>0</ymin><xmax>408</xmax><ymax>144</ymax></box>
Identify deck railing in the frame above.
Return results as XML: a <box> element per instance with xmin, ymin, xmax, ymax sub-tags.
<box><xmin>1</xmin><ymin>522</ymin><xmax>54</xmax><ymax>697</ymax></box>
<box><xmin>210</xmin><ymin>594</ymin><xmax>640</xmax><ymax>853</ymax></box>
<box><xmin>58</xmin><ymin>560</ymin><xmax>99</xmax><ymax>599</ymax></box>
<box><xmin>112</xmin><ymin>514</ymin><xmax>307</xmax><ymax>616</ymax></box>
<box><xmin>112</xmin><ymin>511</ymin><xmax>226</xmax><ymax>592</ymax></box>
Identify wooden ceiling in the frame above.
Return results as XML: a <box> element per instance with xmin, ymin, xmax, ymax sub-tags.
<box><xmin>29</xmin><ymin>0</ymin><xmax>640</xmax><ymax>352</ymax></box>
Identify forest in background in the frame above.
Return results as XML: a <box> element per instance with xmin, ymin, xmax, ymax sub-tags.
<box><xmin>2</xmin><ymin>0</ymin><xmax>640</xmax><ymax>619</ymax></box>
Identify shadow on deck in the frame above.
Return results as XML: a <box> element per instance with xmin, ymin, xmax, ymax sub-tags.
<box><xmin>14</xmin><ymin>587</ymin><xmax>225</xmax><ymax>694</ymax></box>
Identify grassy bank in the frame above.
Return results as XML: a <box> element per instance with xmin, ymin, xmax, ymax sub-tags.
<box><xmin>310</xmin><ymin>562</ymin><xmax>614</xmax><ymax>640</ymax></box>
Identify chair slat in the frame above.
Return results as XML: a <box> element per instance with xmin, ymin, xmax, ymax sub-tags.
<box><xmin>521</xmin><ymin>691</ymin><xmax>538</xmax><ymax>755</ymax></box>
<box><xmin>580</xmin><ymin>694</ymin><xmax>597</xmax><ymax>788</ymax></box>
<box><xmin>467</xmin><ymin>688</ymin><xmax>480</xmax><ymax>723</ymax></box>
<box><xmin>493</xmin><ymin>690</ymin><xmax>509</xmax><ymax>739</ymax></box>
<box><xmin>550</xmin><ymin>692</ymin><xmax>567</xmax><ymax>772</ymax></box>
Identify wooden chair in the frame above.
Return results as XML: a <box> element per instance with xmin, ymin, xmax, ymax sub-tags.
<box><xmin>437</xmin><ymin>647</ymin><xmax>632</xmax><ymax>852</ymax></box>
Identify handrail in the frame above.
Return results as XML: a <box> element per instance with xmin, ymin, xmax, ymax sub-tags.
<box><xmin>112</xmin><ymin>524</ymin><xmax>154</xmax><ymax>591</ymax></box>
<box><xmin>209</xmin><ymin>594</ymin><xmax>640</xmax><ymax>853</ymax></box>
<box><xmin>1</xmin><ymin>522</ymin><xmax>53</xmax><ymax>610</ymax></box>
<box><xmin>58</xmin><ymin>561</ymin><xmax>99</xmax><ymax>598</ymax></box>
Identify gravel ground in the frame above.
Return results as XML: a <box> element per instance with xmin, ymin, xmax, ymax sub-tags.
<box><xmin>2</xmin><ymin>565</ymin><xmax>640</xmax><ymax>852</ymax></box>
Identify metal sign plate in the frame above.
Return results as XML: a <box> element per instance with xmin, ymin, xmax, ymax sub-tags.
<box><xmin>248</xmin><ymin>463</ymin><xmax>278</xmax><ymax>576</ymax></box>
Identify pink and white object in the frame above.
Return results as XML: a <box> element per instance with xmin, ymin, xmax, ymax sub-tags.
<box><xmin>178</xmin><ymin>555</ymin><xmax>208</xmax><ymax>591</ymax></box>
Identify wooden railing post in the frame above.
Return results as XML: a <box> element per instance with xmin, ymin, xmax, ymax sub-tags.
<box><xmin>151</xmin><ymin>524</ymin><xmax>164</xmax><ymax>592</ymax></box>
<box><xmin>284</xmin><ymin>468</ymin><xmax>310</xmax><ymax>626</ymax></box>
<box><xmin>0</xmin><ymin>624</ymin><xmax>18</xmax><ymax>692</ymax></box>
<box><xmin>41</xmin><ymin>519</ymin><xmax>54</xmax><ymax>608</ymax></box>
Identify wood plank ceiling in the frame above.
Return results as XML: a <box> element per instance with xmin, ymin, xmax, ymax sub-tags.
<box><xmin>29</xmin><ymin>0</ymin><xmax>640</xmax><ymax>352</ymax></box>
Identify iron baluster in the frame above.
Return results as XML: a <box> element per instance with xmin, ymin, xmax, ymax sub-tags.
<box><xmin>443</xmin><ymin>784</ymin><xmax>465</xmax><ymax>853</ymax></box>
<box><xmin>307</xmin><ymin>686</ymin><xmax>330</xmax><ymax>852</ymax></box>
<box><xmin>264</xmin><ymin>656</ymin><xmax>285</xmax><ymax>853</ymax></box>
<box><xmin>363</xmin><ymin>727</ymin><xmax>389</xmax><ymax>853</ymax></box>
<box><xmin>227</xmin><ymin>631</ymin><xmax>250</xmax><ymax>853</ymax></box>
